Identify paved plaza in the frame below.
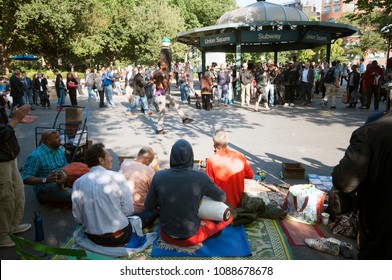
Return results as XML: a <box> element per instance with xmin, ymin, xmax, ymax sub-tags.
<box><xmin>1</xmin><ymin>83</ymin><xmax>384</xmax><ymax>260</ymax></box>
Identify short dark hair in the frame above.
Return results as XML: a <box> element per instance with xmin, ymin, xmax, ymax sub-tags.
<box><xmin>85</xmin><ymin>143</ymin><xmax>106</xmax><ymax>168</ymax></box>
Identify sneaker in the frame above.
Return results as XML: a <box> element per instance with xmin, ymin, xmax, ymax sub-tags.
<box><xmin>13</xmin><ymin>223</ymin><xmax>32</xmax><ymax>234</ymax></box>
<box><xmin>0</xmin><ymin>237</ymin><xmax>16</xmax><ymax>248</ymax></box>
<box><xmin>323</xmin><ymin>237</ymin><xmax>354</xmax><ymax>259</ymax></box>
<box><xmin>156</xmin><ymin>129</ymin><xmax>166</xmax><ymax>135</ymax></box>
<box><xmin>331</xmin><ymin>105</ymin><xmax>336</xmax><ymax>109</ymax></box>
<box><xmin>124</xmin><ymin>111</ymin><xmax>133</xmax><ymax>116</ymax></box>
<box><xmin>56</xmin><ymin>106</ymin><xmax>60</xmax><ymax>111</ymax></box>
<box><xmin>289</xmin><ymin>103</ymin><xmax>295</xmax><ymax>107</ymax></box>
<box><xmin>304</xmin><ymin>237</ymin><xmax>340</xmax><ymax>256</ymax></box>
<box><xmin>182</xmin><ymin>118</ymin><xmax>193</xmax><ymax>124</ymax></box>
<box><xmin>146</xmin><ymin>111</ymin><xmax>154</xmax><ymax>116</ymax></box>
<box><xmin>283</xmin><ymin>103</ymin><xmax>289</xmax><ymax>107</ymax></box>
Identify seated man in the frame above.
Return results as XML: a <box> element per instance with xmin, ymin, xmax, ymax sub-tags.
<box><xmin>144</xmin><ymin>139</ymin><xmax>232</xmax><ymax>246</ymax></box>
<box><xmin>23</xmin><ymin>129</ymin><xmax>71</xmax><ymax>204</ymax></box>
<box><xmin>72</xmin><ymin>143</ymin><xmax>157</xmax><ymax>247</ymax></box>
<box><xmin>206</xmin><ymin>129</ymin><xmax>254</xmax><ymax>208</ymax></box>
<box><xmin>120</xmin><ymin>146</ymin><xmax>155</xmax><ymax>213</ymax></box>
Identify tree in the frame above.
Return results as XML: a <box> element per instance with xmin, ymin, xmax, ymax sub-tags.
<box><xmin>345</xmin><ymin>0</ymin><xmax>392</xmax><ymax>18</ymax></box>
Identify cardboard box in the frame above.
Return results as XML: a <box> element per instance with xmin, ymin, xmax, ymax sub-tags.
<box><xmin>282</xmin><ymin>162</ymin><xmax>305</xmax><ymax>179</ymax></box>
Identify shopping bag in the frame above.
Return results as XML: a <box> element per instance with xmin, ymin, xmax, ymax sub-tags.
<box><xmin>282</xmin><ymin>184</ymin><xmax>325</xmax><ymax>225</ymax></box>
<box><xmin>342</xmin><ymin>90</ymin><xmax>349</xmax><ymax>103</ymax></box>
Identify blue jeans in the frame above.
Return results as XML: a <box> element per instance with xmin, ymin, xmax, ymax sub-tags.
<box><xmin>34</xmin><ymin>183</ymin><xmax>72</xmax><ymax>204</ymax></box>
<box><xmin>180</xmin><ymin>83</ymin><xmax>190</xmax><ymax>104</ymax></box>
<box><xmin>23</xmin><ymin>90</ymin><xmax>34</xmax><ymax>107</ymax></box>
<box><xmin>265</xmin><ymin>84</ymin><xmax>275</xmax><ymax>106</ymax></box>
<box><xmin>104</xmin><ymin>85</ymin><xmax>115</xmax><ymax>108</ymax></box>
<box><xmin>218</xmin><ymin>84</ymin><xmax>229</xmax><ymax>103</ymax></box>
<box><xmin>57</xmin><ymin>88</ymin><xmax>66</xmax><ymax>106</ymax></box>
<box><xmin>115</xmin><ymin>81</ymin><xmax>122</xmax><ymax>95</ymax></box>
<box><xmin>87</xmin><ymin>85</ymin><xmax>96</xmax><ymax>102</ymax></box>
<box><xmin>127</xmin><ymin>95</ymin><xmax>150</xmax><ymax>113</ymax></box>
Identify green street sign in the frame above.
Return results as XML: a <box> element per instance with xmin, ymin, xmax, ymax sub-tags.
<box><xmin>242</xmin><ymin>30</ymin><xmax>299</xmax><ymax>43</ymax></box>
<box><xmin>303</xmin><ymin>31</ymin><xmax>331</xmax><ymax>44</ymax></box>
<box><xmin>200</xmin><ymin>33</ymin><xmax>236</xmax><ymax>47</ymax></box>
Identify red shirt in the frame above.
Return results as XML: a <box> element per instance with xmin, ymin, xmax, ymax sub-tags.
<box><xmin>206</xmin><ymin>148</ymin><xmax>254</xmax><ymax>208</ymax></box>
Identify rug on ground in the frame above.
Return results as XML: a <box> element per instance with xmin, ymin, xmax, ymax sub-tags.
<box><xmin>58</xmin><ymin>218</ymin><xmax>292</xmax><ymax>260</ymax></box>
<box><xmin>278</xmin><ymin>218</ymin><xmax>325</xmax><ymax>246</ymax></box>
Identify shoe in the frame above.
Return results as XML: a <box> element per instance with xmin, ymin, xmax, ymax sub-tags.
<box><xmin>304</xmin><ymin>237</ymin><xmax>340</xmax><ymax>256</ymax></box>
<box><xmin>13</xmin><ymin>223</ymin><xmax>32</xmax><ymax>234</ymax></box>
<box><xmin>146</xmin><ymin>111</ymin><xmax>154</xmax><ymax>116</ymax></box>
<box><xmin>331</xmin><ymin>106</ymin><xmax>336</xmax><ymax>109</ymax></box>
<box><xmin>323</xmin><ymin>237</ymin><xmax>354</xmax><ymax>259</ymax></box>
<box><xmin>182</xmin><ymin>118</ymin><xmax>193</xmax><ymax>124</ymax></box>
<box><xmin>346</xmin><ymin>105</ymin><xmax>352</xmax><ymax>108</ymax></box>
<box><xmin>156</xmin><ymin>129</ymin><xmax>166</xmax><ymax>135</ymax></box>
<box><xmin>56</xmin><ymin>106</ymin><xmax>60</xmax><ymax>111</ymax></box>
<box><xmin>359</xmin><ymin>106</ymin><xmax>368</xmax><ymax>110</ymax></box>
<box><xmin>0</xmin><ymin>237</ymin><xmax>16</xmax><ymax>248</ymax></box>
<box><xmin>289</xmin><ymin>103</ymin><xmax>295</xmax><ymax>107</ymax></box>
<box><xmin>124</xmin><ymin>111</ymin><xmax>133</xmax><ymax>116</ymax></box>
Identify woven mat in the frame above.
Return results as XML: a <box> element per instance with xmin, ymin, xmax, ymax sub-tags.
<box><xmin>59</xmin><ymin>218</ymin><xmax>293</xmax><ymax>260</ymax></box>
<box><xmin>278</xmin><ymin>218</ymin><xmax>325</xmax><ymax>246</ymax></box>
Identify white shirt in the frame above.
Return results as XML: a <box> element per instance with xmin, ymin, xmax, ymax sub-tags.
<box><xmin>72</xmin><ymin>166</ymin><xmax>134</xmax><ymax>235</ymax></box>
<box><xmin>301</xmin><ymin>68</ymin><xmax>309</xmax><ymax>83</ymax></box>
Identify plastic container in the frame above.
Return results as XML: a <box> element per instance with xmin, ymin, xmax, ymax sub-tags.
<box><xmin>34</xmin><ymin>211</ymin><xmax>45</xmax><ymax>241</ymax></box>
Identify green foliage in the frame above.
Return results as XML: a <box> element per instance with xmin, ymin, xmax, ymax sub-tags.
<box><xmin>344</xmin><ymin>0</ymin><xmax>392</xmax><ymax>19</ymax></box>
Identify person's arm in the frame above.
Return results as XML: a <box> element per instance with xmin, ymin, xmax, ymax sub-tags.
<box><xmin>202</xmin><ymin>173</ymin><xmax>226</xmax><ymax>202</ymax></box>
<box><xmin>243</xmin><ymin>157</ymin><xmax>254</xmax><ymax>179</ymax></box>
<box><xmin>332</xmin><ymin>129</ymin><xmax>369</xmax><ymax>193</ymax></box>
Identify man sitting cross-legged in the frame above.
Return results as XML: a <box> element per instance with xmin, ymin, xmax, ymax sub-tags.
<box><xmin>72</xmin><ymin>143</ymin><xmax>158</xmax><ymax>247</ymax></box>
<box><xmin>144</xmin><ymin>139</ymin><xmax>232</xmax><ymax>246</ymax></box>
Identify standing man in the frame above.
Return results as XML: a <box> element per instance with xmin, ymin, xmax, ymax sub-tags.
<box><xmin>0</xmin><ymin>103</ymin><xmax>37</xmax><ymax>247</ymax></box>
<box><xmin>21</xmin><ymin>72</ymin><xmax>34</xmax><ymax>110</ymax></box>
<box><xmin>102</xmin><ymin>67</ymin><xmax>115</xmax><ymax>109</ymax></box>
<box><xmin>299</xmin><ymin>62</ymin><xmax>315</xmax><ymax>106</ymax></box>
<box><xmin>120</xmin><ymin>146</ymin><xmax>156</xmax><ymax>213</ymax></box>
<box><xmin>332</xmin><ymin>111</ymin><xmax>392</xmax><ymax>259</ymax></box>
<box><xmin>206</xmin><ymin>130</ymin><xmax>254</xmax><ymax>208</ymax></box>
<box><xmin>9</xmin><ymin>70</ymin><xmax>25</xmax><ymax>117</ymax></box>
<box><xmin>321</xmin><ymin>61</ymin><xmax>340</xmax><ymax>110</ymax></box>
<box><xmin>240</xmin><ymin>63</ymin><xmax>253</xmax><ymax>107</ymax></box>
<box><xmin>346</xmin><ymin>64</ymin><xmax>361</xmax><ymax>108</ymax></box>
<box><xmin>124</xmin><ymin>67</ymin><xmax>153</xmax><ymax>116</ymax></box>
<box><xmin>34</xmin><ymin>72</ymin><xmax>50</xmax><ymax>108</ymax></box>
<box><xmin>150</xmin><ymin>59</ymin><xmax>193</xmax><ymax>135</ymax></box>
<box><xmin>283</xmin><ymin>61</ymin><xmax>299</xmax><ymax>107</ymax></box>
<box><xmin>216</xmin><ymin>64</ymin><xmax>230</xmax><ymax>105</ymax></box>
<box><xmin>360</xmin><ymin>60</ymin><xmax>384</xmax><ymax>111</ymax></box>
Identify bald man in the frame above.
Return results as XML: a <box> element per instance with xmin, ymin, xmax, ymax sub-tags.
<box><xmin>120</xmin><ymin>147</ymin><xmax>156</xmax><ymax>213</ymax></box>
<box><xmin>23</xmin><ymin>129</ymin><xmax>71</xmax><ymax>204</ymax></box>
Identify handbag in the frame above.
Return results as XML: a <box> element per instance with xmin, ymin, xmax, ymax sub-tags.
<box><xmin>342</xmin><ymin>90</ymin><xmax>349</xmax><ymax>103</ymax></box>
<box><xmin>282</xmin><ymin>184</ymin><xmax>326</xmax><ymax>225</ymax></box>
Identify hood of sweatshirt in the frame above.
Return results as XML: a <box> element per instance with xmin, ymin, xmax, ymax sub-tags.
<box><xmin>170</xmin><ymin>139</ymin><xmax>194</xmax><ymax>169</ymax></box>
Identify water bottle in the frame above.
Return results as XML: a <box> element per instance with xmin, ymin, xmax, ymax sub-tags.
<box><xmin>34</xmin><ymin>211</ymin><xmax>44</xmax><ymax>241</ymax></box>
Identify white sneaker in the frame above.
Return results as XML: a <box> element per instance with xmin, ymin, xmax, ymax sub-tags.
<box><xmin>304</xmin><ymin>237</ymin><xmax>340</xmax><ymax>256</ymax></box>
<box><xmin>13</xmin><ymin>223</ymin><xmax>32</xmax><ymax>234</ymax></box>
<box><xmin>289</xmin><ymin>103</ymin><xmax>295</xmax><ymax>107</ymax></box>
<box><xmin>283</xmin><ymin>103</ymin><xmax>289</xmax><ymax>107</ymax></box>
<box><xmin>0</xmin><ymin>237</ymin><xmax>15</xmax><ymax>248</ymax></box>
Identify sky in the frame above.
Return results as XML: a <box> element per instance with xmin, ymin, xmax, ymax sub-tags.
<box><xmin>236</xmin><ymin>0</ymin><xmax>322</xmax><ymax>11</ymax></box>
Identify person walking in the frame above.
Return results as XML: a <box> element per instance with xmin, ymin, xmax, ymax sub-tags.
<box><xmin>150</xmin><ymin>59</ymin><xmax>193</xmax><ymax>135</ymax></box>
<box><xmin>66</xmin><ymin>72</ymin><xmax>78</xmax><ymax>107</ymax></box>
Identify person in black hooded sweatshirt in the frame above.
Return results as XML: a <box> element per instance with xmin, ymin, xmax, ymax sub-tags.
<box><xmin>144</xmin><ymin>139</ymin><xmax>232</xmax><ymax>246</ymax></box>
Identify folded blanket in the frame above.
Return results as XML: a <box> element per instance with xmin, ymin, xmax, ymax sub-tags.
<box><xmin>157</xmin><ymin>238</ymin><xmax>203</xmax><ymax>254</ymax></box>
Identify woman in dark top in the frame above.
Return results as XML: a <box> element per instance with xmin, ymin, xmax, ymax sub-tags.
<box><xmin>66</xmin><ymin>72</ymin><xmax>78</xmax><ymax>107</ymax></box>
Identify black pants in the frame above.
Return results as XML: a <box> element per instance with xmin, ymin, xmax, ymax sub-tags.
<box><xmin>98</xmin><ymin>90</ymin><xmax>105</xmax><ymax>107</ymax></box>
<box><xmin>39</xmin><ymin>91</ymin><xmax>50</xmax><ymax>107</ymax></box>
<box><xmin>202</xmin><ymin>94</ymin><xmax>211</xmax><ymax>110</ymax></box>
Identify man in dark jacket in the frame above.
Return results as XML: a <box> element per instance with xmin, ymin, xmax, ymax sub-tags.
<box><xmin>9</xmin><ymin>70</ymin><xmax>25</xmax><ymax>117</ymax></box>
<box><xmin>0</xmin><ymin>102</ymin><xmax>37</xmax><ymax>247</ymax></box>
<box><xmin>124</xmin><ymin>67</ymin><xmax>152</xmax><ymax>116</ymax></box>
<box><xmin>332</xmin><ymin>111</ymin><xmax>392</xmax><ymax>259</ymax></box>
<box><xmin>240</xmin><ymin>63</ymin><xmax>253</xmax><ymax>107</ymax></box>
<box><xmin>144</xmin><ymin>139</ymin><xmax>232</xmax><ymax>246</ymax></box>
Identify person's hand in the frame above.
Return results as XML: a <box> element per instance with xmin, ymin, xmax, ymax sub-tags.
<box><xmin>47</xmin><ymin>171</ymin><xmax>59</xmax><ymax>183</ymax></box>
<box><xmin>20</xmin><ymin>115</ymin><xmax>38</xmax><ymax>124</ymax></box>
<box><xmin>12</xmin><ymin>104</ymin><xmax>30</xmax><ymax>122</ymax></box>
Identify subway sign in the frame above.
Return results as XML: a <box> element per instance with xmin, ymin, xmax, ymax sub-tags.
<box><xmin>303</xmin><ymin>31</ymin><xmax>331</xmax><ymax>44</ymax></box>
<box><xmin>200</xmin><ymin>33</ymin><xmax>236</xmax><ymax>47</ymax></box>
<box><xmin>242</xmin><ymin>30</ymin><xmax>299</xmax><ymax>43</ymax></box>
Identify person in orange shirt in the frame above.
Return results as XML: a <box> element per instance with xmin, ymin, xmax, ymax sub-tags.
<box><xmin>206</xmin><ymin>130</ymin><xmax>254</xmax><ymax>208</ymax></box>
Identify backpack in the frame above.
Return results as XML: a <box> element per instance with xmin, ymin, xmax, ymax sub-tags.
<box><xmin>324</xmin><ymin>67</ymin><xmax>335</xmax><ymax>84</ymax></box>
